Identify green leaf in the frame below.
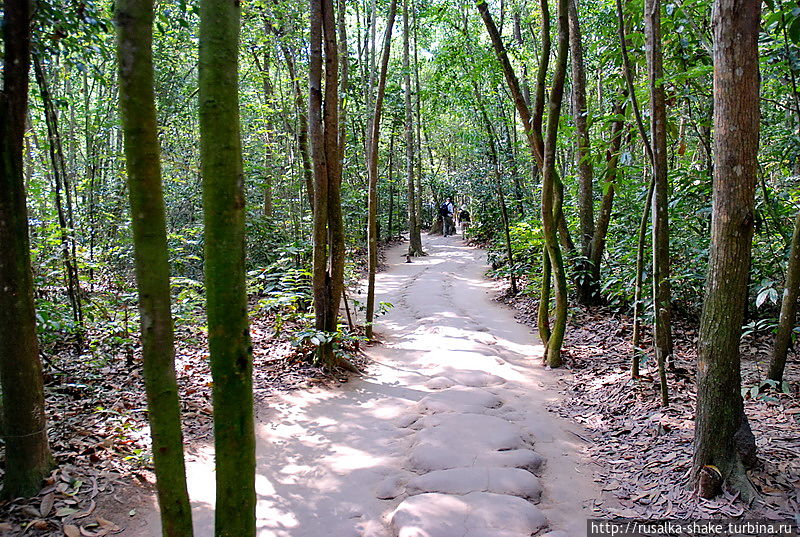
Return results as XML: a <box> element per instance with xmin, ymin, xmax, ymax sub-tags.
<box><xmin>55</xmin><ymin>507</ymin><xmax>78</xmax><ymax>517</ymax></box>
<box><xmin>789</xmin><ymin>16</ymin><xmax>800</xmax><ymax>44</ymax></box>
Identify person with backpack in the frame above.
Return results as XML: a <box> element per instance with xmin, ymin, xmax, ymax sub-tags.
<box><xmin>440</xmin><ymin>197</ymin><xmax>455</xmax><ymax>236</ymax></box>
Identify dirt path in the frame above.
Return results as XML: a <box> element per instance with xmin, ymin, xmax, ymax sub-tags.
<box><xmin>126</xmin><ymin>234</ymin><xmax>599</xmax><ymax>536</ymax></box>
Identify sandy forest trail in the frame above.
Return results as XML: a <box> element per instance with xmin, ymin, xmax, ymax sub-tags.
<box><xmin>129</xmin><ymin>234</ymin><xmax>600</xmax><ymax>537</ymax></box>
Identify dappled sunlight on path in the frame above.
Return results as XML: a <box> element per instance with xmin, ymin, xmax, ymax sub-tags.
<box><xmin>129</xmin><ymin>234</ymin><xmax>599</xmax><ymax>537</ymax></box>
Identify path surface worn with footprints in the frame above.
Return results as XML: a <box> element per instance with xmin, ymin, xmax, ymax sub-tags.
<box><xmin>128</xmin><ymin>234</ymin><xmax>599</xmax><ymax>537</ymax></box>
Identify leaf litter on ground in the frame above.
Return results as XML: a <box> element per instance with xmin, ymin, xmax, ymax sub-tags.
<box><xmin>0</xmin><ymin>301</ymin><xmax>369</xmax><ymax>536</ymax></box>
<box><xmin>502</xmin><ymin>286</ymin><xmax>799</xmax><ymax>521</ymax></box>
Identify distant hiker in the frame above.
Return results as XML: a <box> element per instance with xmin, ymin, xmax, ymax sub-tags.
<box><xmin>440</xmin><ymin>198</ymin><xmax>455</xmax><ymax>236</ymax></box>
<box><xmin>459</xmin><ymin>208</ymin><xmax>471</xmax><ymax>237</ymax></box>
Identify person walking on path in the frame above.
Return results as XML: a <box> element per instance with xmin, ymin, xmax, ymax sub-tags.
<box><xmin>459</xmin><ymin>207</ymin><xmax>471</xmax><ymax>237</ymax></box>
<box><xmin>440</xmin><ymin>197</ymin><xmax>455</xmax><ymax>236</ymax></box>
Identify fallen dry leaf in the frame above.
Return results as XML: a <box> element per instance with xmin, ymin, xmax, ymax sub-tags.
<box><xmin>40</xmin><ymin>491</ymin><xmax>55</xmax><ymax>517</ymax></box>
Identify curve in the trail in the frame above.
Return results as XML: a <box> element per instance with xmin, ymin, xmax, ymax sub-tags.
<box><xmin>127</xmin><ymin>234</ymin><xmax>599</xmax><ymax>537</ymax></box>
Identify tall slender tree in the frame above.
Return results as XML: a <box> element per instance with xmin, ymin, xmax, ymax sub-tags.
<box><xmin>366</xmin><ymin>0</ymin><xmax>398</xmax><ymax>339</ymax></box>
<box><xmin>539</xmin><ymin>0</ymin><xmax>570</xmax><ymax>367</ymax></box>
<box><xmin>404</xmin><ymin>0</ymin><xmax>425</xmax><ymax>256</ymax></box>
<box><xmin>769</xmin><ymin>210</ymin><xmax>800</xmax><ymax>382</ymax></box>
<box><xmin>568</xmin><ymin>0</ymin><xmax>597</xmax><ymax>305</ymax></box>
<box><xmin>198</xmin><ymin>0</ymin><xmax>256</xmax><ymax>533</ymax></box>
<box><xmin>476</xmin><ymin>0</ymin><xmax>568</xmax><ymax>366</ymax></box>
<box><xmin>645</xmin><ymin>0</ymin><xmax>672</xmax><ymax>404</ymax></box>
<box><xmin>615</xmin><ymin>0</ymin><xmax>656</xmax><ymax>378</ymax></box>
<box><xmin>309</xmin><ymin>0</ymin><xmax>357</xmax><ymax>370</ymax></box>
<box><xmin>32</xmin><ymin>57</ymin><xmax>84</xmax><ymax>333</ymax></box>
<box><xmin>0</xmin><ymin>0</ymin><xmax>54</xmax><ymax>499</ymax></box>
<box><xmin>116</xmin><ymin>0</ymin><xmax>194</xmax><ymax>533</ymax></box>
<box><xmin>693</xmin><ymin>0</ymin><xmax>761</xmax><ymax>499</ymax></box>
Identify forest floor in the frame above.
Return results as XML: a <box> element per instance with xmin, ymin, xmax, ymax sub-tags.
<box><xmin>503</xmin><ymin>285</ymin><xmax>800</xmax><ymax>520</ymax></box>
<box><xmin>2</xmin><ymin>235</ymin><xmax>798</xmax><ymax>536</ymax></box>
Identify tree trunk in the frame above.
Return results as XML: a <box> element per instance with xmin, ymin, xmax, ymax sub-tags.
<box><xmin>538</xmin><ymin>248</ymin><xmax>552</xmax><ymax>356</ymax></box>
<box><xmin>476</xmin><ymin>0</ymin><xmax>544</xmax><ymax>166</ymax></box>
<box><xmin>404</xmin><ymin>0</ymin><xmax>424</xmax><ymax>256</ymax></box>
<box><xmin>270</xmin><ymin>33</ymin><xmax>315</xmax><ymax>212</ymax></box>
<box><xmin>366</xmin><ymin>0</ymin><xmax>398</xmax><ymax>339</ymax></box>
<box><xmin>589</xmin><ymin>98</ymin><xmax>626</xmax><ymax>285</ymax></box>
<box><xmin>616</xmin><ymin>0</ymin><xmax>656</xmax><ymax>377</ymax></box>
<box><xmin>768</xmin><ymin>13</ymin><xmax>800</xmax><ymax>383</ymax></box>
<box><xmin>0</xmin><ymin>0</ymin><xmax>54</xmax><ymax>499</ymax></box>
<box><xmin>693</xmin><ymin>0</ymin><xmax>761</xmax><ymax>499</ymax></box>
<box><xmin>309</xmin><ymin>0</ymin><xmax>355</xmax><ymax>370</ymax></box>
<box><xmin>338</xmin><ymin>0</ymin><xmax>349</xmax><ymax>164</ymax></box>
<box><xmin>512</xmin><ymin>11</ymin><xmax>532</xmax><ymax>110</ymax></box>
<box><xmin>769</xmin><ymin>209</ymin><xmax>800</xmax><ymax>382</ymax></box>
<box><xmin>476</xmin><ymin>0</ymin><xmax>557</xmax><ymax>351</ymax></box>
<box><xmin>198</xmin><ymin>0</ymin><xmax>256</xmax><ymax>532</ymax></box>
<box><xmin>414</xmin><ymin>11</ymin><xmax>424</xmax><ymax>231</ymax></box>
<box><xmin>568</xmin><ymin>0</ymin><xmax>598</xmax><ymax>305</ymax></box>
<box><xmin>32</xmin><ymin>56</ymin><xmax>84</xmax><ymax>333</ymax></box>
<box><xmin>632</xmin><ymin>171</ymin><xmax>655</xmax><ymax>378</ymax></box>
<box><xmin>540</xmin><ymin>0</ymin><xmax>570</xmax><ymax>367</ymax></box>
<box><xmin>473</xmin><ymin>82</ymin><xmax>517</xmax><ymax>296</ymax></box>
<box><xmin>253</xmin><ymin>48</ymin><xmax>275</xmax><ymax>218</ymax></box>
<box><xmin>116</xmin><ymin>0</ymin><xmax>194</xmax><ymax>532</ymax></box>
<box><xmin>645</xmin><ymin>0</ymin><xmax>672</xmax><ymax>404</ymax></box>
<box><xmin>388</xmin><ymin>133</ymin><xmax>395</xmax><ymax>239</ymax></box>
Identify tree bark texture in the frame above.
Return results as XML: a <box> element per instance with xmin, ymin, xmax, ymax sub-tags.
<box><xmin>0</xmin><ymin>0</ymin><xmax>55</xmax><ymax>499</ymax></box>
<box><xmin>693</xmin><ymin>0</ymin><xmax>761</xmax><ymax>499</ymax></box>
<box><xmin>198</xmin><ymin>0</ymin><xmax>256</xmax><ymax>533</ymax></box>
<box><xmin>117</xmin><ymin>0</ymin><xmax>195</xmax><ymax>533</ymax></box>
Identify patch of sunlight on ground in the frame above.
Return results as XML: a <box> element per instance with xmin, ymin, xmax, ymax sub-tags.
<box><xmin>323</xmin><ymin>445</ymin><xmax>390</xmax><ymax>472</ymax></box>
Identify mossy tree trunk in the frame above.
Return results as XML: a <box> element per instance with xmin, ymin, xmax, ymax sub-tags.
<box><xmin>476</xmin><ymin>0</ymin><xmax>569</xmax><ymax>366</ymax></box>
<box><xmin>116</xmin><ymin>0</ymin><xmax>194</xmax><ymax>533</ymax></box>
<box><xmin>198</xmin><ymin>0</ymin><xmax>256</xmax><ymax>533</ymax></box>
<box><xmin>0</xmin><ymin>0</ymin><xmax>55</xmax><ymax>499</ymax></box>
<box><xmin>693</xmin><ymin>0</ymin><xmax>761</xmax><ymax>500</ymax></box>
<box><xmin>539</xmin><ymin>0</ymin><xmax>570</xmax><ymax>367</ymax></box>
